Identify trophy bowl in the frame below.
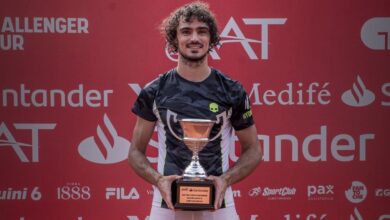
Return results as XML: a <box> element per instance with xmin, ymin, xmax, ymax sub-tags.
<box><xmin>171</xmin><ymin>118</ymin><xmax>216</xmax><ymax>210</ymax></box>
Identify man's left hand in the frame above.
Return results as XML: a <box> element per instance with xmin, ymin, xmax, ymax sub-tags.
<box><xmin>206</xmin><ymin>175</ymin><xmax>228</xmax><ymax>209</ymax></box>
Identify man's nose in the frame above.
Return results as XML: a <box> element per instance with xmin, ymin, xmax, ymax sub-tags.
<box><xmin>190</xmin><ymin>32</ymin><xmax>200</xmax><ymax>41</ymax></box>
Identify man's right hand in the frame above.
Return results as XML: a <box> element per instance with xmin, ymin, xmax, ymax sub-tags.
<box><xmin>156</xmin><ymin>175</ymin><xmax>182</xmax><ymax>210</ymax></box>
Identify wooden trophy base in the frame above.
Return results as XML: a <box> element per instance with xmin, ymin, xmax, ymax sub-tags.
<box><xmin>172</xmin><ymin>178</ymin><xmax>215</xmax><ymax>210</ymax></box>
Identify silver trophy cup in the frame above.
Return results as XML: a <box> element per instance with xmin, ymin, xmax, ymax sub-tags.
<box><xmin>179</xmin><ymin>119</ymin><xmax>215</xmax><ymax>179</ymax></box>
<box><xmin>169</xmin><ymin>118</ymin><xmax>217</xmax><ymax>210</ymax></box>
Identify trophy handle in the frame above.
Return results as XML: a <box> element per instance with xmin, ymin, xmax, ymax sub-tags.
<box><xmin>167</xmin><ymin>110</ymin><xmax>226</xmax><ymax>142</ymax></box>
<box><xmin>208</xmin><ymin>112</ymin><xmax>226</xmax><ymax>142</ymax></box>
<box><xmin>167</xmin><ymin>109</ymin><xmax>183</xmax><ymax>141</ymax></box>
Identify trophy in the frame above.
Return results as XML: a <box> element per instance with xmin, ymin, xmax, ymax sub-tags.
<box><xmin>171</xmin><ymin>118</ymin><xmax>216</xmax><ymax>210</ymax></box>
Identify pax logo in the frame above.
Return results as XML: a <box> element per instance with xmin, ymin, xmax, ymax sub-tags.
<box><xmin>345</xmin><ymin>181</ymin><xmax>367</xmax><ymax>203</ymax></box>
<box><xmin>166</xmin><ymin>17</ymin><xmax>287</xmax><ymax>61</ymax></box>
<box><xmin>307</xmin><ymin>185</ymin><xmax>334</xmax><ymax>200</ymax></box>
<box><xmin>106</xmin><ymin>187</ymin><xmax>140</xmax><ymax>200</ymax></box>
<box><xmin>0</xmin><ymin>122</ymin><xmax>56</xmax><ymax>162</ymax></box>
<box><xmin>361</xmin><ymin>17</ymin><xmax>390</xmax><ymax>50</ymax></box>
<box><xmin>78</xmin><ymin>114</ymin><xmax>130</xmax><ymax>164</ymax></box>
<box><xmin>341</xmin><ymin>75</ymin><xmax>375</xmax><ymax>107</ymax></box>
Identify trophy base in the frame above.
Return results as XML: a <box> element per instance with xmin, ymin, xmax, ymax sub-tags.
<box><xmin>172</xmin><ymin>179</ymin><xmax>215</xmax><ymax>210</ymax></box>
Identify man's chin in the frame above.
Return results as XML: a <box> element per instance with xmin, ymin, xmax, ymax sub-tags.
<box><xmin>180</xmin><ymin>52</ymin><xmax>208</xmax><ymax>62</ymax></box>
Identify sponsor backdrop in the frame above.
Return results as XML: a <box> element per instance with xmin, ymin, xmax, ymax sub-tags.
<box><xmin>0</xmin><ymin>0</ymin><xmax>389</xmax><ymax>219</ymax></box>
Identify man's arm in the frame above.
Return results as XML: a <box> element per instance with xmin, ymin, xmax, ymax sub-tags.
<box><xmin>221</xmin><ymin>124</ymin><xmax>262</xmax><ymax>185</ymax></box>
<box><xmin>207</xmin><ymin>124</ymin><xmax>262</xmax><ymax>209</ymax></box>
<box><xmin>128</xmin><ymin>116</ymin><xmax>160</xmax><ymax>184</ymax></box>
<box><xmin>128</xmin><ymin>116</ymin><xmax>180</xmax><ymax>209</ymax></box>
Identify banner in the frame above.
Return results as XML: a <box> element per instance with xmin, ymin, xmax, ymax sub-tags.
<box><xmin>1</xmin><ymin>0</ymin><xmax>389</xmax><ymax>219</ymax></box>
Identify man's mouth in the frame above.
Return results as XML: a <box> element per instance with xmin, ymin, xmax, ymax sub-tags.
<box><xmin>187</xmin><ymin>44</ymin><xmax>203</xmax><ymax>49</ymax></box>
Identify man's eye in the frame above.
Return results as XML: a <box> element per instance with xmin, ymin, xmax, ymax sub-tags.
<box><xmin>198</xmin><ymin>29</ymin><xmax>209</xmax><ymax>35</ymax></box>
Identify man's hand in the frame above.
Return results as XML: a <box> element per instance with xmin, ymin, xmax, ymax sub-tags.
<box><xmin>156</xmin><ymin>175</ymin><xmax>182</xmax><ymax>210</ymax></box>
<box><xmin>206</xmin><ymin>125</ymin><xmax>262</xmax><ymax>210</ymax></box>
<box><xmin>206</xmin><ymin>175</ymin><xmax>228</xmax><ymax>210</ymax></box>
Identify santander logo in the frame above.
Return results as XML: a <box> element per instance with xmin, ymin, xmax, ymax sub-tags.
<box><xmin>350</xmin><ymin>207</ymin><xmax>363</xmax><ymax>220</ymax></box>
<box><xmin>78</xmin><ymin>114</ymin><xmax>130</xmax><ymax>164</ymax></box>
<box><xmin>341</xmin><ymin>75</ymin><xmax>375</xmax><ymax>107</ymax></box>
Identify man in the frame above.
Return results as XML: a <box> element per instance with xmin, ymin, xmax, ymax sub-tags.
<box><xmin>128</xmin><ymin>2</ymin><xmax>262</xmax><ymax>220</ymax></box>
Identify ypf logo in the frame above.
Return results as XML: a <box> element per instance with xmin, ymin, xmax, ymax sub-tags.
<box><xmin>78</xmin><ymin>114</ymin><xmax>130</xmax><ymax>164</ymax></box>
<box><xmin>345</xmin><ymin>181</ymin><xmax>367</xmax><ymax>203</ymax></box>
<box><xmin>341</xmin><ymin>75</ymin><xmax>375</xmax><ymax>107</ymax></box>
<box><xmin>361</xmin><ymin>17</ymin><xmax>390</xmax><ymax>50</ymax></box>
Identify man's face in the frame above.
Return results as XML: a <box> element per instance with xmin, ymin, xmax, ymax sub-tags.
<box><xmin>176</xmin><ymin>17</ymin><xmax>210</xmax><ymax>62</ymax></box>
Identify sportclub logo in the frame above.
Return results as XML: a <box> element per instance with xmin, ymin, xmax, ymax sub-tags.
<box><xmin>345</xmin><ymin>181</ymin><xmax>367</xmax><ymax>203</ymax></box>
<box><xmin>341</xmin><ymin>75</ymin><xmax>375</xmax><ymax>107</ymax></box>
<box><xmin>248</xmin><ymin>186</ymin><xmax>296</xmax><ymax>200</ymax></box>
<box><xmin>78</xmin><ymin>113</ymin><xmax>130</xmax><ymax>164</ymax></box>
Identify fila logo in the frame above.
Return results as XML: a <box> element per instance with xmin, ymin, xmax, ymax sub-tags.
<box><xmin>105</xmin><ymin>187</ymin><xmax>140</xmax><ymax>200</ymax></box>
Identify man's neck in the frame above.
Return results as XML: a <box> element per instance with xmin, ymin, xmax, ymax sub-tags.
<box><xmin>176</xmin><ymin>56</ymin><xmax>211</xmax><ymax>82</ymax></box>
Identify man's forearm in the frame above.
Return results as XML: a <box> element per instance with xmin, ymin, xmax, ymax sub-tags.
<box><xmin>221</xmin><ymin>143</ymin><xmax>262</xmax><ymax>185</ymax></box>
<box><xmin>128</xmin><ymin>148</ymin><xmax>162</xmax><ymax>186</ymax></box>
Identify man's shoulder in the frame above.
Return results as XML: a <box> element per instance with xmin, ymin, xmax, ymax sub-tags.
<box><xmin>212</xmin><ymin>68</ymin><xmax>244</xmax><ymax>91</ymax></box>
<box><xmin>143</xmin><ymin>69</ymin><xmax>175</xmax><ymax>91</ymax></box>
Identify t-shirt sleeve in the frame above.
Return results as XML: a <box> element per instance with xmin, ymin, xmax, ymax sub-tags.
<box><xmin>132</xmin><ymin>85</ymin><xmax>158</xmax><ymax>122</ymax></box>
<box><xmin>230</xmin><ymin>83</ymin><xmax>254</xmax><ymax>130</ymax></box>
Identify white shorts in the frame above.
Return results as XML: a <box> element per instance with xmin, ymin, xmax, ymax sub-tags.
<box><xmin>149</xmin><ymin>206</ymin><xmax>239</xmax><ymax>220</ymax></box>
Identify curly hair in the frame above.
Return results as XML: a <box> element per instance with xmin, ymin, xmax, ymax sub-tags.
<box><xmin>160</xmin><ymin>1</ymin><xmax>220</xmax><ymax>53</ymax></box>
